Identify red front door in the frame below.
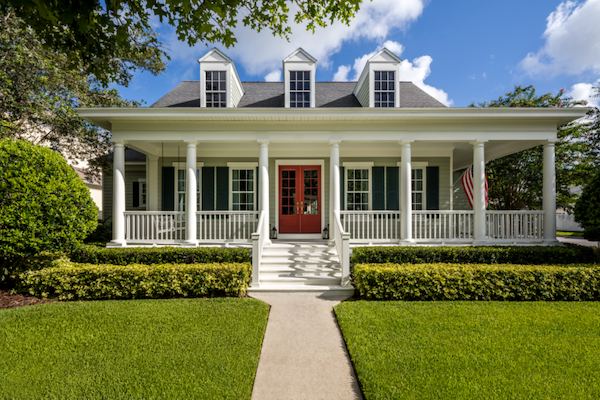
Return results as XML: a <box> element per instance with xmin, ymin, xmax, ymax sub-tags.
<box><xmin>279</xmin><ymin>166</ymin><xmax>321</xmax><ymax>234</ymax></box>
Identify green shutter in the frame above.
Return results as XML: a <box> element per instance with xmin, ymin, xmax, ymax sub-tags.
<box><xmin>133</xmin><ymin>182</ymin><xmax>139</xmax><ymax>207</ymax></box>
<box><xmin>372</xmin><ymin>166</ymin><xmax>384</xmax><ymax>210</ymax></box>
<box><xmin>161</xmin><ymin>167</ymin><xmax>174</xmax><ymax>211</ymax></box>
<box><xmin>340</xmin><ymin>166</ymin><xmax>345</xmax><ymax>210</ymax></box>
<box><xmin>216</xmin><ymin>167</ymin><xmax>228</xmax><ymax>210</ymax></box>
<box><xmin>386</xmin><ymin>166</ymin><xmax>399</xmax><ymax>210</ymax></box>
<box><xmin>426</xmin><ymin>166</ymin><xmax>440</xmax><ymax>210</ymax></box>
<box><xmin>202</xmin><ymin>167</ymin><xmax>215</xmax><ymax>211</ymax></box>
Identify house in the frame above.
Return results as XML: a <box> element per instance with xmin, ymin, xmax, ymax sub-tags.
<box><xmin>72</xmin><ymin>166</ymin><xmax>103</xmax><ymax>219</ymax></box>
<box><xmin>78</xmin><ymin>47</ymin><xmax>589</xmax><ymax>292</ymax></box>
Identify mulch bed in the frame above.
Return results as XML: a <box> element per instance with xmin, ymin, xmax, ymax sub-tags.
<box><xmin>0</xmin><ymin>290</ymin><xmax>56</xmax><ymax>310</ymax></box>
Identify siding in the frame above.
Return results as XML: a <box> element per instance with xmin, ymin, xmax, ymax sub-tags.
<box><xmin>231</xmin><ymin>79</ymin><xmax>243</xmax><ymax>107</ymax></box>
<box><xmin>102</xmin><ymin>165</ymin><xmax>146</xmax><ymax>222</ymax></box>
<box><xmin>356</xmin><ymin>78</ymin><xmax>369</xmax><ymax>107</ymax></box>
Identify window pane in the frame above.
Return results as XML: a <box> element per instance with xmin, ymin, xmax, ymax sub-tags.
<box><xmin>233</xmin><ymin>181</ymin><xmax>239</xmax><ymax>191</ymax></box>
<box><xmin>363</xmin><ymin>170</ymin><xmax>368</xmax><ymax>179</ymax></box>
<box><xmin>362</xmin><ymin>181</ymin><xmax>368</xmax><ymax>191</ymax></box>
<box><xmin>304</xmin><ymin>71</ymin><xmax>310</xmax><ymax>80</ymax></box>
<box><xmin>233</xmin><ymin>193</ymin><xmax>239</xmax><ymax>203</ymax></box>
<box><xmin>389</xmin><ymin>71</ymin><xmax>395</xmax><ymax>79</ymax></box>
<box><xmin>348</xmin><ymin>169</ymin><xmax>354</xmax><ymax>179</ymax></box>
<box><xmin>290</xmin><ymin>71</ymin><xmax>296</xmax><ymax>80</ymax></box>
<box><xmin>348</xmin><ymin>181</ymin><xmax>354</xmax><ymax>191</ymax></box>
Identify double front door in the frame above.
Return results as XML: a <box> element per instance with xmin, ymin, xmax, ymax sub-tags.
<box><xmin>279</xmin><ymin>165</ymin><xmax>321</xmax><ymax>234</ymax></box>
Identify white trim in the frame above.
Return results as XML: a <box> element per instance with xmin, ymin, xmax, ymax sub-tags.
<box><xmin>411</xmin><ymin>166</ymin><xmax>426</xmax><ymax>211</ymax></box>
<box><xmin>274</xmin><ymin>159</ymin><xmax>325</xmax><ymax>234</ymax></box>
<box><xmin>137</xmin><ymin>178</ymin><xmax>147</xmax><ymax>208</ymax></box>
<box><xmin>227</xmin><ymin>162</ymin><xmax>258</xmax><ymax>168</ymax></box>
<box><xmin>343</xmin><ymin>162</ymin><xmax>374</xmax><ymax>167</ymax></box>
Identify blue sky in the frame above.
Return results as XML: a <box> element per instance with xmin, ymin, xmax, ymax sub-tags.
<box><xmin>114</xmin><ymin>0</ymin><xmax>600</xmax><ymax>108</ymax></box>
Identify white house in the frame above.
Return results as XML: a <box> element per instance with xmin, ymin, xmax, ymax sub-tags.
<box><xmin>78</xmin><ymin>47</ymin><xmax>589</xmax><ymax>292</ymax></box>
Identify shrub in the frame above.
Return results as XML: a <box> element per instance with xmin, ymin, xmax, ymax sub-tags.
<box><xmin>574</xmin><ymin>171</ymin><xmax>600</xmax><ymax>242</ymax></box>
<box><xmin>353</xmin><ymin>263</ymin><xmax>600</xmax><ymax>301</ymax></box>
<box><xmin>351</xmin><ymin>244</ymin><xmax>597</xmax><ymax>265</ymax></box>
<box><xmin>0</xmin><ymin>139</ymin><xmax>98</xmax><ymax>283</ymax></box>
<box><xmin>19</xmin><ymin>261</ymin><xmax>252</xmax><ymax>300</ymax></box>
<box><xmin>70</xmin><ymin>246</ymin><xmax>250</xmax><ymax>265</ymax></box>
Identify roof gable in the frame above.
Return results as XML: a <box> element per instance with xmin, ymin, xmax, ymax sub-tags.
<box><xmin>197</xmin><ymin>48</ymin><xmax>233</xmax><ymax>63</ymax></box>
<box><xmin>368</xmin><ymin>47</ymin><xmax>403</xmax><ymax>63</ymax></box>
<box><xmin>283</xmin><ymin>48</ymin><xmax>317</xmax><ymax>63</ymax></box>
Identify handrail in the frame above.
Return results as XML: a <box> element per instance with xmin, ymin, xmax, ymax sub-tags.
<box><xmin>333</xmin><ymin>210</ymin><xmax>351</xmax><ymax>287</ymax></box>
<box><xmin>250</xmin><ymin>210</ymin><xmax>266</xmax><ymax>288</ymax></box>
<box><xmin>486</xmin><ymin>210</ymin><xmax>544</xmax><ymax>214</ymax></box>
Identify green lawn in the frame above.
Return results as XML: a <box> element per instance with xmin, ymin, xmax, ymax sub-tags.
<box><xmin>0</xmin><ymin>298</ymin><xmax>269</xmax><ymax>400</ymax></box>
<box><xmin>557</xmin><ymin>231</ymin><xmax>584</xmax><ymax>236</ymax></box>
<box><xmin>335</xmin><ymin>301</ymin><xmax>600</xmax><ymax>400</ymax></box>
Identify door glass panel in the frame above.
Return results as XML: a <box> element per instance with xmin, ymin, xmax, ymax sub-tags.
<box><xmin>281</xmin><ymin>170</ymin><xmax>297</xmax><ymax>216</ymax></box>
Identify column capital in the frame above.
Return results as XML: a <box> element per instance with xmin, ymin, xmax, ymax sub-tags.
<box><xmin>469</xmin><ymin>140</ymin><xmax>488</xmax><ymax>146</ymax></box>
<box><xmin>544</xmin><ymin>139</ymin><xmax>558</xmax><ymax>146</ymax></box>
<box><xmin>113</xmin><ymin>141</ymin><xmax>125</xmax><ymax>147</ymax></box>
<box><xmin>329</xmin><ymin>139</ymin><xmax>342</xmax><ymax>146</ymax></box>
<box><xmin>186</xmin><ymin>141</ymin><xmax>198</xmax><ymax>147</ymax></box>
<box><xmin>147</xmin><ymin>155</ymin><xmax>159</xmax><ymax>162</ymax></box>
<box><xmin>257</xmin><ymin>140</ymin><xmax>270</xmax><ymax>146</ymax></box>
<box><xmin>398</xmin><ymin>140</ymin><xmax>414</xmax><ymax>146</ymax></box>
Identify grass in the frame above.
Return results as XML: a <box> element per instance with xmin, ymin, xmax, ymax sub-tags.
<box><xmin>335</xmin><ymin>301</ymin><xmax>600</xmax><ymax>400</ymax></box>
<box><xmin>557</xmin><ymin>231</ymin><xmax>584</xmax><ymax>236</ymax></box>
<box><xmin>0</xmin><ymin>298</ymin><xmax>269</xmax><ymax>400</ymax></box>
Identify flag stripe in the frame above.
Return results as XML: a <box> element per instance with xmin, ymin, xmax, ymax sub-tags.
<box><xmin>462</xmin><ymin>165</ymin><xmax>488</xmax><ymax>209</ymax></box>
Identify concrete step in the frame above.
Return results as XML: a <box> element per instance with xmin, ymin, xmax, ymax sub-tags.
<box><xmin>261</xmin><ymin>270</ymin><xmax>342</xmax><ymax>279</ymax></box>
<box><xmin>247</xmin><ymin>284</ymin><xmax>354</xmax><ymax>295</ymax></box>
<box><xmin>260</xmin><ymin>264</ymin><xmax>341</xmax><ymax>272</ymax></box>
<box><xmin>259</xmin><ymin>276</ymin><xmax>341</xmax><ymax>286</ymax></box>
<box><xmin>262</xmin><ymin>246</ymin><xmax>337</xmax><ymax>255</ymax></box>
<box><xmin>260</xmin><ymin>255</ymin><xmax>340</xmax><ymax>264</ymax></box>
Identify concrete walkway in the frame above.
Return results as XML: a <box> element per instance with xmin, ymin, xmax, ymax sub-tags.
<box><xmin>557</xmin><ymin>235</ymin><xmax>599</xmax><ymax>248</ymax></box>
<box><xmin>249</xmin><ymin>293</ymin><xmax>363</xmax><ymax>400</ymax></box>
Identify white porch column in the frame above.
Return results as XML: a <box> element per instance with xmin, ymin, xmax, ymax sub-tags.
<box><xmin>543</xmin><ymin>140</ymin><xmax>558</xmax><ymax>243</ymax></box>
<box><xmin>399</xmin><ymin>141</ymin><xmax>414</xmax><ymax>243</ymax></box>
<box><xmin>258</xmin><ymin>140</ymin><xmax>271</xmax><ymax>244</ymax></box>
<box><xmin>330</xmin><ymin>141</ymin><xmax>341</xmax><ymax>233</ymax></box>
<box><xmin>472</xmin><ymin>140</ymin><xmax>487</xmax><ymax>244</ymax></box>
<box><xmin>147</xmin><ymin>155</ymin><xmax>159</xmax><ymax>211</ymax></box>
<box><xmin>183</xmin><ymin>142</ymin><xmax>198</xmax><ymax>246</ymax></box>
<box><xmin>110</xmin><ymin>141</ymin><xmax>126</xmax><ymax>246</ymax></box>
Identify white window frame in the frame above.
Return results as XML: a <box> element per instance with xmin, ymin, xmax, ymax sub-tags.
<box><xmin>173</xmin><ymin>162</ymin><xmax>204</xmax><ymax>211</ymax></box>
<box><xmin>343</xmin><ymin>162</ymin><xmax>374</xmax><ymax>211</ymax></box>
<box><xmin>373</xmin><ymin>70</ymin><xmax>396</xmax><ymax>107</ymax></box>
<box><xmin>398</xmin><ymin>161</ymin><xmax>428</xmax><ymax>210</ymax></box>
<box><xmin>138</xmin><ymin>178</ymin><xmax>147</xmax><ymax>208</ymax></box>
<box><xmin>227</xmin><ymin>162</ymin><xmax>258</xmax><ymax>212</ymax></box>
<box><xmin>205</xmin><ymin>70</ymin><xmax>227</xmax><ymax>108</ymax></box>
<box><xmin>289</xmin><ymin>70</ymin><xmax>311</xmax><ymax>108</ymax></box>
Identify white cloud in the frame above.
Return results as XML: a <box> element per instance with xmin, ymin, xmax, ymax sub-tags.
<box><xmin>482</xmin><ymin>72</ymin><xmax>487</xmax><ymax>78</ymax></box>
<box><xmin>336</xmin><ymin>40</ymin><xmax>405</xmax><ymax>82</ymax></box>
<box><xmin>568</xmin><ymin>80</ymin><xmax>600</xmax><ymax>107</ymax></box>
<box><xmin>333</xmin><ymin>65</ymin><xmax>351</xmax><ymax>82</ymax></box>
<box><xmin>519</xmin><ymin>0</ymin><xmax>600</xmax><ymax>77</ymax></box>
<box><xmin>399</xmin><ymin>56</ymin><xmax>453</xmax><ymax>106</ymax></box>
<box><xmin>264</xmin><ymin>70</ymin><xmax>282</xmax><ymax>82</ymax></box>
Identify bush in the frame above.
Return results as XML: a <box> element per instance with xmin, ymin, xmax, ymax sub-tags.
<box><xmin>19</xmin><ymin>260</ymin><xmax>252</xmax><ymax>300</ymax></box>
<box><xmin>0</xmin><ymin>139</ymin><xmax>98</xmax><ymax>283</ymax></box>
<box><xmin>353</xmin><ymin>263</ymin><xmax>600</xmax><ymax>301</ymax></box>
<box><xmin>351</xmin><ymin>244</ymin><xmax>597</xmax><ymax>265</ymax></box>
<box><xmin>70</xmin><ymin>246</ymin><xmax>250</xmax><ymax>265</ymax></box>
<box><xmin>574</xmin><ymin>171</ymin><xmax>600</xmax><ymax>242</ymax></box>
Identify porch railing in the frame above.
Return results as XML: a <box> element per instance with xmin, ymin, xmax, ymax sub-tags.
<box><xmin>196</xmin><ymin>211</ymin><xmax>259</xmax><ymax>242</ymax></box>
<box><xmin>333</xmin><ymin>210</ymin><xmax>351</xmax><ymax>287</ymax></box>
<box><xmin>124</xmin><ymin>211</ymin><xmax>185</xmax><ymax>243</ymax></box>
<box><xmin>412</xmin><ymin>210</ymin><xmax>474</xmax><ymax>241</ymax></box>
<box><xmin>251</xmin><ymin>210</ymin><xmax>266</xmax><ymax>287</ymax></box>
<box><xmin>486</xmin><ymin>211</ymin><xmax>544</xmax><ymax>241</ymax></box>
<box><xmin>340</xmin><ymin>211</ymin><xmax>402</xmax><ymax>242</ymax></box>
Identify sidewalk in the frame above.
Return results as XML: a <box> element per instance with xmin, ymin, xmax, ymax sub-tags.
<box><xmin>249</xmin><ymin>293</ymin><xmax>363</xmax><ymax>400</ymax></box>
<box><xmin>557</xmin><ymin>235</ymin><xmax>599</xmax><ymax>248</ymax></box>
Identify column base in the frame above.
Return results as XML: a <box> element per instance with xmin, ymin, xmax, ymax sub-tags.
<box><xmin>181</xmin><ymin>241</ymin><xmax>198</xmax><ymax>247</ymax></box>
<box><xmin>107</xmin><ymin>240</ymin><xmax>127</xmax><ymax>247</ymax></box>
<box><xmin>543</xmin><ymin>239</ymin><xmax>561</xmax><ymax>246</ymax></box>
<box><xmin>398</xmin><ymin>239</ymin><xmax>416</xmax><ymax>246</ymax></box>
<box><xmin>472</xmin><ymin>240</ymin><xmax>489</xmax><ymax>246</ymax></box>
<box><xmin>263</xmin><ymin>239</ymin><xmax>272</xmax><ymax>246</ymax></box>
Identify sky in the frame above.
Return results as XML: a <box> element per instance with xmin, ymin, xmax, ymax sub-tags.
<box><xmin>114</xmin><ymin>0</ymin><xmax>600</xmax><ymax>108</ymax></box>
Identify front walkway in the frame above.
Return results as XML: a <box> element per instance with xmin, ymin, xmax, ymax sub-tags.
<box><xmin>557</xmin><ymin>235</ymin><xmax>599</xmax><ymax>248</ymax></box>
<box><xmin>249</xmin><ymin>294</ymin><xmax>362</xmax><ymax>400</ymax></box>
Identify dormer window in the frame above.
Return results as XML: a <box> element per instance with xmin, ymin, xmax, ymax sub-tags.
<box><xmin>290</xmin><ymin>71</ymin><xmax>311</xmax><ymax>108</ymax></box>
<box><xmin>374</xmin><ymin>71</ymin><xmax>395</xmax><ymax>107</ymax></box>
<box><xmin>205</xmin><ymin>71</ymin><xmax>227</xmax><ymax>108</ymax></box>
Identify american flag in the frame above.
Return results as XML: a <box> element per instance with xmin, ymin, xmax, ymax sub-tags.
<box><xmin>461</xmin><ymin>165</ymin><xmax>488</xmax><ymax>209</ymax></box>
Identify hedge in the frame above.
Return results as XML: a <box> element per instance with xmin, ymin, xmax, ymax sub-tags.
<box><xmin>19</xmin><ymin>261</ymin><xmax>252</xmax><ymax>300</ymax></box>
<box><xmin>351</xmin><ymin>245</ymin><xmax>598</xmax><ymax>265</ymax></box>
<box><xmin>353</xmin><ymin>263</ymin><xmax>600</xmax><ymax>301</ymax></box>
<box><xmin>70</xmin><ymin>246</ymin><xmax>250</xmax><ymax>265</ymax></box>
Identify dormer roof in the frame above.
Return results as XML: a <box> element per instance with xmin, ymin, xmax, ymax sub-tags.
<box><xmin>282</xmin><ymin>47</ymin><xmax>318</xmax><ymax>64</ymax></box>
<box><xmin>368</xmin><ymin>47</ymin><xmax>403</xmax><ymax>63</ymax></box>
<box><xmin>197</xmin><ymin>47</ymin><xmax>234</xmax><ymax>64</ymax></box>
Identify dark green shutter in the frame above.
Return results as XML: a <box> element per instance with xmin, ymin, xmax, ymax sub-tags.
<box><xmin>386</xmin><ymin>167</ymin><xmax>399</xmax><ymax>210</ymax></box>
<box><xmin>372</xmin><ymin>167</ymin><xmax>384</xmax><ymax>210</ymax></box>
<box><xmin>202</xmin><ymin>167</ymin><xmax>215</xmax><ymax>211</ymax></box>
<box><xmin>340</xmin><ymin>166</ymin><xmax>345</xmax><ymax>210</ymax></box>
<box><xmin>161</xmin><ymin>167</ymin><xmax>175</xmax><ymax>211</ymax></box>
<box><xmin>426</xmin><ymin>166</ymin><xmax>440</xmax><ymax>210</ymax></box>
<box><xmin>133</xmin><ymin>182</ymin><xmax>139</xmax><ymax>207</ymax></box>
<box><xmin>216</xmin><ymin>167</ymin><xmax>228</xmax><ymax>210</ymax></box>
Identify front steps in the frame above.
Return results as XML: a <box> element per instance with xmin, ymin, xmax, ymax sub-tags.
<box><xmin>247</xmin><ymin>241</ymin><xmax>354</xmax><ymax>294</ymax></box>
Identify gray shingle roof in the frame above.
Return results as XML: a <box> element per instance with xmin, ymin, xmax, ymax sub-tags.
<box><xmin>150</xmin><ymin>80</ymin><xmax>446</xmax><ymax>108</ymax></box>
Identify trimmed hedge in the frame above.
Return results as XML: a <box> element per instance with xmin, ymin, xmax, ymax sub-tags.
<box><xmin>353</xmin><ymin>263</ymin><xmax>600</xmax><ymax>301</ymax></box>
<box><xmin>19</xmin><ymin>261</ymin><xmax>252</xmax><ymax>300</ymax></box>
<box><xmin>351</xmin><ymin>245</ymin><xmax>598</xmax><ymax>265</ymax></box>
<box><xmin>70</xmin><ymin>246</ymin><xmax>250</xmax><ymax>265</ymax></box>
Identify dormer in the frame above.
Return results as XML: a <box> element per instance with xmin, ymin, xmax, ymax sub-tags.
<box><xmin>198</xmin><ymin>48</ymin><xmax>244</xmax><ymax>108</ymax></box>
<box><xmin>353</xmin><ymin>48</ymin><xmax>402</xmax><ymax>108</ymax></box>
<box><xmin>283</xmin><ymin>48</ymin><xmax>317</xmax><ymax>108</ymax></box>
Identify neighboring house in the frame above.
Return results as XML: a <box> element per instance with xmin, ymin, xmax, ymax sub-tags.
<box><xmin>78</xmin><ymin>47</ymin><xmax>588</xmax><ymax>292</ymax></box>
<box><xmin>73</xmin><ymin>166</ymin><xmax>103</xmax><ymax>219</ymax></box>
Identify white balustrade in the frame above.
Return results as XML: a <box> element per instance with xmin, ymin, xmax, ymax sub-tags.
<box><xmin>196</xmin><ymin>211</ymin><xmax>259</xmax><ymax>242</ymax></box>
<box><xmin>124</xmin><ymin>211</ymin><xmax>185</xmax><ymax>243</ymax></box>
<box><xmin>486</xmin><ymin>211</ymin><xmax>544</xmax><ymax>241</ymax></box>
<box><xmin>251</xmin><ymin>210</ymin><xmax>266</xmax><ymax>287</ymax></box>
<box><xmin>412</xmin><ymin>210</ymin><xmax>474</xmax><ymax>241</ymax></box>
<box><xmin>333</xmin><ymin>210</ymin><xmax>351</xmax><ymax>287</ymax></box>
<box><xmin>340</xmin><ymin>211</ymin><xmax>402</xmax><ymax>242</ymax></box>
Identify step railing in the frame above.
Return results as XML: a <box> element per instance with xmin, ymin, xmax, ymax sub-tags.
<box><xmin>124</xmin><ymin>211</ymin><xmax>185</xmax><ymax>243</ymax></box>
<box><xmin>251</xmin><ymin>210</ymin><xmax>266</xmax><ymax>287</ymax></box>
<box><xmin>339</xmin><ymin>211</ymin><xmax>402</xmax><ymax>242</ymax></box>
<box><xmin>195</xmin><ymin>211</ymin><xmax>259</xmax><ymax>242</ymax></box>
<box><xmin>486</xmin><ymin>211</ymin><xmax>544</xmax><ymax>241</ymax></box>
<box><xmin>333</xmin><ymin>210</ymin><xmax>351</xmax><ymax>287</ymax></box>
<box><xmin>412</xmin><ymin>210</ymin><xmax>474</xmax><ymax>241</ymax></box>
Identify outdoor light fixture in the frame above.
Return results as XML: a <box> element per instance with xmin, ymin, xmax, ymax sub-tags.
<box><xmin>270</xmin><ymin>227</ymin><xmax>278</xmax><ymax>240</ymax></box>
<box><xmin>322</xmin><ymin>226</ymin><xmax>329</xmax><ymax>240</ymax></box>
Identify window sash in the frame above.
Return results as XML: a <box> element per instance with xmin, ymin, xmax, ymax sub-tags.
<box><xmin>290</xmin><ymin>70</ymin><xmax>311</xmax><ymax>108</ymax></box>
<box><xmin>206</xmin><ymin>71</ymin><xmax>227</xmax><ymax>108</ymax></box>
<box><xmin>411</xmin><ymin>168</ymin><xmax>425</xmax><ymax>210</ymax></box>
<box><xmin>346</xmin><ymin>168</ymin><xmax>370</xmax><ymax>211</ymax></box>
<box><xmin>175</xmin><ymin>168</ymin><xmax>201</xmax><ymax>211</ymax></box>
<box><xmin>231</xmin><ymin>168</ymin><xmax>256</xmax><ymax>211</ymax></box>
<box><xmin>374</xmin><ymin>70</ymin><xmax>395</xmax><ymax>108</ymax></box>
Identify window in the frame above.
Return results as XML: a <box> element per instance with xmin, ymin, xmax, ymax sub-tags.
<box><xmin>206</xmin><ymin>71</ymin><xmax>226</xmax><ymax>107</ymax></box>
<box><xmin>232</xmin><ymin>169</ymin><xmax>255</xmax><ymax>211</ymax></box>
<box><xmin>139</xmin><ymin>180</ymin><xmax>147</xmax><ymax>207</ymax></box>
<box><xmin>374</xmin><ymin>71</ymin><xmax>395</xmax><ymax>107</ymax></box>
<box><xmin>174</xmin><ymin>165</ymin><xmax>201</xmax><ymax>211</ymax></box>
<box><xmin>290</xmin><ymin>71</ymin><xmax>310</xmax><ymax>108</ymax></box>
<box><xmin>346</xmin><ymin>168</ymin><xmax>369</xmax><ymax>211</ymax></box>
<box><xmin>411</xmin><ymin>168</ymin><xmax>425</xmax><ymax>210</ymax></box>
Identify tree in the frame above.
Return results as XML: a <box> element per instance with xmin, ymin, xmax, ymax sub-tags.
<box><xmin>0</xmin><ymin>139</ymin><xmax>98</xmax><ymax>280</ymax></box>
<box><xmin>1</xmin><ymin>0</ymin><xmax>362</xmax><ymax>87</ymax></box>
<box><xmin>574</xmin><ymin>171</ymin><xmax>600</xmax><ymax>242</ymax></box>
<box><xmin>0</xmin><ymin>14</ymin><xmax>147</xmax><ymax>177</ymax></box>
<box><xmin>470</xmin><ymin>85</ymin><xmax>593</xmax><ymax>212</ymax></box>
